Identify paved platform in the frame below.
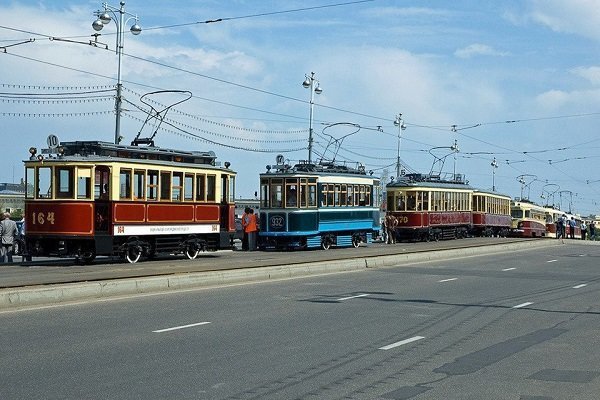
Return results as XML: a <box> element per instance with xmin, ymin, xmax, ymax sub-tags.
<box><xmin>0</xmin><ymin>238</ymin><xmax>568</xmax><ymax>310</ymax></box>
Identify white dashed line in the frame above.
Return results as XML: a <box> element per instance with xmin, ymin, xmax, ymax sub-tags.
<box><xmin>513</xmin><ymin>302</ymin><xmax>533</xmax><ymax>309</ymax></box>
<box><xmin>438</xmin><ymin>278</ymin><xmax>458</xmax><ymax>283</ymax></box>
<box><xmin>337</xmin><ymin>294</ymin><xmax>370</xmax><ymax>301</ymax></box>
<box><xmin>153</xmin><ymin>322</ymin><xmax>211</xmax><ymax>333</ymax></box>
<box><xmin>547</xmin><ymin>260</ymin><xmax>558</xmax><ymax>263</ymax></box>
<box><xmin>379</xmin><ymin>336</ymin><xmax>425</xmax><ymax>350</ymax></box>
<box><xmin>573</xmin><ymin>284</ymin><xmax>588</xmax><ymax>289</ymax></box>
<box><xmin>502</xmin><ymin>268</ymin><xmax>517</xmax><ymax>271</ymax></box>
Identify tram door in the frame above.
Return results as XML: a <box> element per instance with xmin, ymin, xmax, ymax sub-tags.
<box><xmin>220</xmin><ymin>175</ymin><xmax>235</xmax><ymax>231</ymax></box>
<box><xmin>94</xmin><ymin>166</ymin><xmax>111</xmax><ymax>233</ymax></box>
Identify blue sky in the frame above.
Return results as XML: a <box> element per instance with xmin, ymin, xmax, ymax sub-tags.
<box><xmin>1</xmin><ymin>0</ymin><xmax>599</xmax><ymax>215</ymax></box>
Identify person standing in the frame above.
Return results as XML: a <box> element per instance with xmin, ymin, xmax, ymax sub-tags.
<box><xmin>0</xmin><ymin>212</ymin><xmax>18</xmax><ymax>263</ymax></box>
<box><xmin>385</xmin><ymin>214</ymin><xmax>398</xmax><ymax>244</ymax></box>
<box><xmin>590</xmin><ymin>221</ymin><xmax>596</xmax><ymax>240</ymax></box>
<box><xmin>246</xmin><ymin>208</ymin><xmax>259</xmax><ymax>251</ymax></box>
<box><xmin>569</xmin><ymin>217</ymin><xmax>576</xmax><ymax>239</ymax></box>
<box><xmin>241</xmin><ymin>207</ymin><xmax>250</xmax><ymax>251</ymax></box>
<box><xmin>581</xmin><ymin>220</ymin><xmax>587</xmax><ymax>240</ymax></box>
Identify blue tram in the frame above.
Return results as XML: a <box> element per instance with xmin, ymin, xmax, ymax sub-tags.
<box><xmin>258</xmin><ymin>160</ymin><xmax>381</xmax><ymax>250</ymax></box>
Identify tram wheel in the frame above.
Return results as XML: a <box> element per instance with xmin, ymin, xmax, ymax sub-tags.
<box><xmin>125</xmin><ymin>245</ymin><xmax>142</xmax><ymax>264</ymax></box>
<box><xmin>351</xmin><ymin>235</ymin><xmax>361</xmax><ymax>248</ymax></box>
<box><xmin>321</xmin><ymin>237</ymin><xmax>332</xmax><ymax>250</ymax></box>
<box><xmin>185</xmin><ymin>246</ymin><xmax>200</xmax><ymax>260</ymax></box>
<box><xmin>81</xmin><ymin>250</ymin><xmax>96</xmax><ymax>264</ymax></box>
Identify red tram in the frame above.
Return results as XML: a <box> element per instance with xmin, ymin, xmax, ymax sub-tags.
<box><xmin>386</xmin><ymin>174</ymin><xmax>512</xmax><ymax>241</ymax></box>
<box><xmin>24</xmin><ymin>140</ymin><xmax>236</xmax><ymax>263</ymax></box>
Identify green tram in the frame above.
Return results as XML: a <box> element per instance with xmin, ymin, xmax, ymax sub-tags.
<box><xmin>258</xmin><ymin>160</ymin><xmax>381</xmax><ymax>250</ymax></box>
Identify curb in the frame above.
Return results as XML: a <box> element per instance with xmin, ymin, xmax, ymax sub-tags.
<box><xmin>0</xmin><ymin>240</ymin><xmax>561</xmax><ymax>310</ymax></box>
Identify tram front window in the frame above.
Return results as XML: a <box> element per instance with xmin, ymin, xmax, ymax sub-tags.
<box><xmin>37</xmin><ymin>167</ymin><xmax>52</xmax><ymax>199</ymax></box>
<box><xmin>511</xmin><ymin>210</ymin><xmax>524</xmax><ymax>218</ymax></box>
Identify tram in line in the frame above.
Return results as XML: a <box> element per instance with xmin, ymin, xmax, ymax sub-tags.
<box><xmin>385</xmin><ymin>173</ymin><xmax>512</xmax><ymax>241</ymax></box>
<box><xmin>23</xmin><ymin>139</ymin><xmax>236</xmax><ymax>263</ymax></box>
<box><xmin>509</xmin><ymin>200</ymin><xmax>547</xmax><ymax>237</ymax></box>
<box><xmin>258</xmin><ymin>157</ymin><xmax>381</xmax><ymax>250</ymax></box>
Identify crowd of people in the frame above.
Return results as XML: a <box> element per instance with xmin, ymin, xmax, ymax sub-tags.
<box><xmin>240</xmin><ymin>208</ymin><xmax>259</xmax><ymax>251</ymax></box>
<box><xmin>556</xmin><ymin>215</ymin><xmax>596</xmax><ymax>240</ymax></box>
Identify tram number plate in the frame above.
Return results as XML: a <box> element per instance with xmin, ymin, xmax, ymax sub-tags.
<box><xmin>31</xmin><ymin>211</ymin><xmax>55</xmax><ymax>225</ymax></box>
<box><xmin>269</xmin><ymin>214</ymin><xmax>285</xmax><ymax>230</ymax></box>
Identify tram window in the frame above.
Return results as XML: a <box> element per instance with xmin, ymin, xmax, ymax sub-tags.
<box><xmin>228</xmin><ymin>175</ymin><xmax>235</xmax><ymax>203</ymax></box>
<box><xmin>260</xmin><ymin>179</ymin><xmax>270</xmax><ymax>208</ymax></box>
<box><xmin>95</xmin><ymin>167</ymin><xmax>110</xmax><ymax>200</ymax></box>
<box><xmin>299</xmin><ymin>181</ymin><xmax>307</xmax><ymax>208</ymax></box>
<box><xmin>270</xmin><ymin>179</ymin><xmax>283</xmax><ymax>208</ymax></box>
<box><xmin>387</xmin><ymin>193</ymin><xmax>395</xmax><ymax>211</ymax></box>
<box><xmin>160</xmin><ymin>171</ymin><xmax>171</xmax><ymax>201</ymax></box>
<box><xmin>334</xmin><ymin>185</ymin><xmax>340</xmax><ymax>207</ymax></box>
<box><xmin>196</xmin><ymin>174</ymin><xmax>206</xmax><ymax>201</ymax></box>
<box><xmin>285</xmin><ymin>178</ymin><xmax>298</xmax><ymax>207</ymax></box>
<box><xmin>421</xmin><ymin>191</ymin><xmax>429</xmax><ymax>211</ymax></box>
<box><xmin>220</xmin><ymin>175</ymin><xmax>228</xmax><ymax>203</ymax></box>
<box><xmin>184</xmin><ymin>174</ymin><xmax>194</xmax><ymax>201</ymax></box>
<box><xmin>77</xmin><ymin>168</ymin><xmax>92</xmax><ymax>200</ymax></box>
<box><xmin>172</xmin><ymin>172</ymin><xmax>183</xmax><ymax>201</ymax></box>
<box><xmin>134</xmin><ymin>170</ymin><xmax>145</xmax><ymax>200</ymax></box>
<box><xmin>358</xmin><ymin>186</ymin><xmax>366</xmax><ymax>206</ymax></box>
<box><xmin>340</xmin><ymin>185</ymin><xmax>347</xmax><ymax>206</ymax></box>
<box><xmin>37</xmin><ymin>167</ymin><xmax>52</xmax><ymax>199</ymax></box>
<box><xmin>326</xmin><ymin>184</ymin><xmax>334</xmax><ymax>207</ymax></box>
<box><xmin>54</xmin><ymin>167</ymin><xmax>74</xmax><ymax>199</ymax></box>
<box><xmin>354</xmin><ymin>185</ymin><xmax>360</xmax><ymax>206</ymax></box>
<box><xmin>308</xmin><ymin>183</ymin><xmax>316</xmax><ymax>207</ymax></box>
<box><xmin>365</xmin><ymin>186</ymin><xmax>371</xmax><ymax>206</ymax></box>
<box><xmin>147</xmin><ymin>170</ymin><xmax>159</xmax><ymax>200</ymax></box>
<box><xmin>206</xmin><ymin>175</ymin><xmax>216</xmax><ymax>202</ymax></box>
<box><xmin>25</xmin><ymin>167</ymin><xmax>35</xmax><ymax>199</ymax></box>
<box><xmin>119</xmin><ymin>169</ymin><xmax>132</xmax><ymax>200</ymax></box>
<box><xmin>347</xmin><ymin>185</ymin><xmax>354</xmax><ymax>206</ymax></box>
<box><xmin>406</xmin><ymin>192</ymin><xmax>416</xmax><ymax>211</ymax></box>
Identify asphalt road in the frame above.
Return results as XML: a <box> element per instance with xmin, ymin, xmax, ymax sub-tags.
<box><xmin>1</xmin><ymin>241</ymin><xmax>599</xmax><ymax>399</ymax></box>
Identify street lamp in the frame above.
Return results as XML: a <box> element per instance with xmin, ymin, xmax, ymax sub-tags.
<box><xmin>393</xmin><ymin>113</ymin><xmax>406</xmax><ymax>178</ymax></box>
<box><xmin>491</xmin><ymin>157</ymin><xmax>498</xmax><ymax>191</ymax></box>
<box><xmin>302</xmin><ymin>72</ymin><xmax>322</xmax><ymax>164</ymax></box>
<box><xmin>92</xmin><ymin>1</ymin><xmax>141</xmax><ymax>144</ymax></box>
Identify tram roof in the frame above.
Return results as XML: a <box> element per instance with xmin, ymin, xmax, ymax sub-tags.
<box><xmin>387</xmin><ymin>173</ymin><xmax>473</xmax><ymax>190</ymax></box>
<box><xmin>27</xmin><ymin>140</ymin><xmax>223</xmax><ymax>167</ymax></box>
<box><xmin>262</xmin><ymin>161</ymin><xmax>379</xmax><ymax>179</ymax></box>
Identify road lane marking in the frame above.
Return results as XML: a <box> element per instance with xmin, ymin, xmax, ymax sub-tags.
<box><xmin>153</xmin><ymin>322</ymin><xmax>211</xmax><ymax>333</ymax></box>
<box><xmin>573</xmin><ymin>284</ymin><xmax>588</xmax><ymax>289</ymax></box>
<box><xmin>337</xmin><ymin>293</ymin><xmax>370</xmax><ymax>301</ymax></box>
<box><xmin>438</xmin><ymin>278</ymin><xmax>458</xmax><ymax>283</ymax></box>
<box><xmin>547</xmin><ymin>260</ymin><xmax>558</xmax><ymax>263</ymax></box>
<box><xmin>513</xmin><ymin>302</ymin><xmax>533</xmax><ymax>309</ymax></box>
<box><xmin>379</xmin><ymin>336</ymin><xmax>425</xmax><ymax>350</ymax></box>
<box><xmin>502</xmin><ymin>268</ymin><xmax>516</xmax><ymax>271</ymax></box>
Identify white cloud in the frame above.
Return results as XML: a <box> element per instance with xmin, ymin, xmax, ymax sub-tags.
<box><xmin>571</xmin><ymin>66</ymin><xmax>600</xmax><ymax>85</ymax></box>
<box><xmin>529</xmin><ymin>0</ymin><xmax>600</xmax><ymax>41</ymax></box>
<box><xmin>454</xmin><ymin>44</ymin><xmax>508</xmax><ymax>59</ymax></box>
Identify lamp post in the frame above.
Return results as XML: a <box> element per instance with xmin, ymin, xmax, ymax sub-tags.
<box><xmin>393</xmin><ymin>113</ymin><xmax>406</xmax><ymax>178</ymax></box>
<box><xmin>92</xmin><ymin>1</ymin><xmax>141</xmax><ymax>144</ymax></box>
<box><xmin>491</xmin><ymin>157</ymin><xmax>498</xmax><ymax>191</ymax></box>
<box><xmin>302</xmin><ymin>72</ymin><xmax>322</xmax><ymax>164</ymax></box>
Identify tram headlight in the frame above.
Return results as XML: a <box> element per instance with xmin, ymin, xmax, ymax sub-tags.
<box><xmin>29</xmin><ymin>147</ymin><xmax>37</xmax><ymax>160</ymax></box>
<box><xmin>224</xmin><ymin>161</ymin><xmax>231</xmax><ymax>169</ymax></box>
